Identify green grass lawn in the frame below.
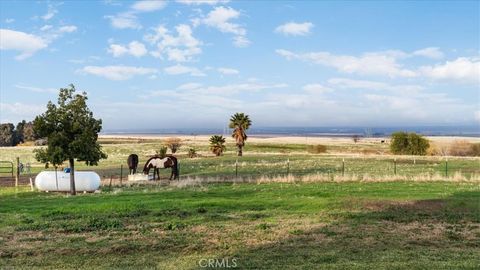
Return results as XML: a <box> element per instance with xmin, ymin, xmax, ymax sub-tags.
<box><xmin>1</xmin><ymin>181</ymin><xmax>479</xmax><ymax>269</ymax></box>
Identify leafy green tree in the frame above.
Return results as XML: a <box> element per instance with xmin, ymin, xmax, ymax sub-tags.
<box><xmin>33</xmin><ymin>84</ymin><xmax>107</xmax><ymax>195</ymax></box>
<box><xmin>209</xmin><ymin>135</ymin><xmax>226</xmax><ymax>156</ymax></box>
<box><xmin>156</xmin><ymin>146</ymin><xmax>168</xmax><ymax>158</ymax></box>
<box><xmin>390</xmin><ymin>132</ymin><xmax>429</xmax><ymax>155</ymax></box>
<box><xmin>229</xmin><ymin>113</ymin><xmax>251</xmax><ymax>156</ymax></box>
<box><xmin>0</xmin><ymin>123</ymin><xmax>16</xmax><ymax>146</ymax></box>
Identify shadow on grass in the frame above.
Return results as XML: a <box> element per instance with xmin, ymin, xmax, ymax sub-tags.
<box><xmin>219</xmin><ymin>191</ymin><xmax>480</xmax><ymax>269</ymax></box>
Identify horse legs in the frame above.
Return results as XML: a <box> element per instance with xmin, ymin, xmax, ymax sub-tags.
<box><xmin>156</xmin><ymin>168</ymin><xmax>160</xmax><ymax>180</ymax></box>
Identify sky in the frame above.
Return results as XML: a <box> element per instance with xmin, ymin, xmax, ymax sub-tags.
<box><xmin>0</xmin><ymin>0</ymin><xmax>479</xmax><ymax>130</ymax></box>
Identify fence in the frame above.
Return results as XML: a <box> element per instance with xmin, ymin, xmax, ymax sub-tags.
<box><xmin>1</xmin><ymin>155</ymin><xmax>479</xmax><ymax>187</ymax></box>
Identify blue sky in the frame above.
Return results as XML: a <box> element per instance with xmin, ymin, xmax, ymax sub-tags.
<box><xmin>0</xmin><ymin>0</ymin><xmax>479</xmax><ymax>130</ymax></box>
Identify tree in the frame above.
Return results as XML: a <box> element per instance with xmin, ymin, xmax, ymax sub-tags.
<box><xmin>352</xmin><ymin>135</ymin><xmax>361</xmax><ymax>143</ymax></box>
<box><xmin>209</xmin><ymin>135</ymin><xmax>226</xmax><ymax>156</ymax></box>
<box><xmin>16</xmin><ymin>120</ymin><xmax>26</xmax><ymax>144</ymax></box>
<box><xmin>0</xmin><ymin>123</ymin><xmax>16</xmax><ymax>146</ymax></box>
<box><xmin>390</xmin><ymin>132</ymin><xmax>429</xmax><ymax>155</ymax></box>
<box><xmin>163</xmin><ymin>137</ymin><xmax>182</xmax><ymax>153</ymax></box>
<box><xmin>23</xmin><ymin>122</ymin><xmax>38</xmax><ymax>141</ymax></box>
<box><xmin>33</xmin><ymin>84</ymin><xmax>107</xmax><ymax>195</ymax></box>
<box><xmin>229</xmin><ymin>113</ymin><xmax>251</xmax><ymax>156</ymax></box>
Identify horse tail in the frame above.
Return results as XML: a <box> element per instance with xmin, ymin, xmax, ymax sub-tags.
<box><xmin>168</xmin><ymin>155</ymin><xmax>179</xmax><ymax>179</ymax></box>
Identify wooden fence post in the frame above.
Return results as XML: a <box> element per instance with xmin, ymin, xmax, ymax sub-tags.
<box><xmin>342</xmin><ymin>158</ymin><xmax>345</xmax><ymax>177</ymax></box>
<box><xmin>120</xmin><ymin>165</ymin><xmax>123</xmax><ymax>186</ymax></box>
<box><xmin>15</xmin><ymin>157</ymin><xmax>20</xmax><ymax>187</ymax></box>
<box><xmin>286</xmin><ymin>158</ymin><xmax>290</xmax><ymax>175</ymax></box>
<box><xmin>235</xmin><ymin>159</ymin><xmax>238</xmax><ymax>178</ymax></box>
<box><xmin>393</xmin><ymin>158</ymin><xmax>397</xmax><ymax>175</ymax></box>
<box><xmin>445</xmin><ymin>158</ymin><xmax>448</xmax><ymax>178</ymax></box>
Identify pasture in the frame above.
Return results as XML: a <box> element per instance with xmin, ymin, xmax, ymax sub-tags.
<box><xmin>0</xmin><ymin>182</ymin><xmax>479</xmax><ymax>269</ymax></box>
<box><xmin>0</xmin><ymin>136</ymin><xmax>479</xmax><ymax>269</ymax></box>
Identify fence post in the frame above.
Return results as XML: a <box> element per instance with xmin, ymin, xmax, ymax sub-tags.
<box><xmin>15</xmin><ymin>157</ymin><xmax>20</xmax><ymax>187</ymax></box>
<box><xmin>286</xmin><ymin>158</ymin><xmax>290</xmax><ymax>175</ymax></box>
<box><xmin>120</xmin><ymin>165</ymin><xmax>123</xmax><ymax>186</ymax></box>
<box><xmin>445</xmin><ymin>158</ymin><xmax>448</xmax><ymax>178</ymax></box>
<box><xmin>393</xmin><ymin>158</ymin><xmax>397</xmax><ymax>175</ymax></box>
<box><xmin>235</xmin><ymin>159</ymin><xmax>238</xmax><ymax>178</ymax></box>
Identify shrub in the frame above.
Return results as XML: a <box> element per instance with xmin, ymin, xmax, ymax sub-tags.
<box><xmin>188</xmin><ymin>148</ymin><xmax>197</xmax><ymax>158</ymax></box>
<box><xmin>156</xmin><ymin>146</ymin><xmax>168</xmax><ymax>158</ymax></box>
<box><xmin>307</xmin><ymin>144</ymin><xmax>327</xmax><ymax>154</ymax></box>
<box><xmin>390</xmin><ymin>132</ymin><xmax>429</xmax><ymax>155</ymax></box>
<box><xmin>163</xmin><ymin>137</ymin><xmax>182</xmax><ymax>153</ymax></box>
<box><xmin>470</xmin><ymin>143</ymin><xmax>480</xmax><ymax>156</ymax></box>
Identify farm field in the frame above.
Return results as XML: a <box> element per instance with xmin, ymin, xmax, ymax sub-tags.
<box><xmin>0</xmin><ymin>182</ymin><xmax>479</xmax><ymax>269</ymax></box>
<box><xmin>1</xmin><ymin>135</ymin><xmax>479</xmax><ymax>183</ymax></box>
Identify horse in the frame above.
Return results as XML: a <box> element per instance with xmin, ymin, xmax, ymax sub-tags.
<box><xmin>143</xmin><ymin>155</ymin><xmax>179</xmax><ymax>180</ymax></box>
<box><xmin>127</xmin><ymin>154</ymin><xmax>139</xmax><ymax>174</ymax></box>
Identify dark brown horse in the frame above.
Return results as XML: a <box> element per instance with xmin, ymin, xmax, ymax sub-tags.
<box><xmin>127</xmin><ymin>154</ymin><xmax>139</xmax><ymax>174</ymax></box>
<box><xmin>143</xmin><ymin>155</ymin><xmax>179</xmax><ymax>180</ymax></box>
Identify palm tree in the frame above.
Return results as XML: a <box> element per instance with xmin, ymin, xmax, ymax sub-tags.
<box><xmin>209</xmin><ymin>135</ymin><xmax>226</xmax><ymax>156</ymax></box>
<box><xmin>229</xmin><ymin>113</ymin><xmax>251</xmax><ymax>156</ymax></box>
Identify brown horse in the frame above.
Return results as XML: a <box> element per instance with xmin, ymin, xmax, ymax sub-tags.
<box><xmin>143</xmin><ymin>155</ymin><xmax>179</xmax><ymax>180</ymax></box>
<box><xmin>127</xmin><ymin>154</ymin><xmax>139</xmax><ymax>174</ymax></box>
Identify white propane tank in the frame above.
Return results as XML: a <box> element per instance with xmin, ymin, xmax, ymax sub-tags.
<box><xmin>35</xmin><ymin>171</ymin><xmax>101</xmax><ymax>192</ymax></box>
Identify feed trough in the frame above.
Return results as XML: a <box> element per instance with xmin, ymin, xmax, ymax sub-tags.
<box><xmin>128</xmin><ymin>173</ymin><xmax>153</xmax><ymax>181</ymax></box>
<box><xmin>35</xmin><ymin>171</ymin><xmax>101</xmax><ymax>192</ymax></box>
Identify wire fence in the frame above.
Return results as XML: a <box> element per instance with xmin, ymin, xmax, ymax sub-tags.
<box><xmin>1</xmin><ymin>155</ymin><xmax>479</xmax><ymax>187</ymax></box>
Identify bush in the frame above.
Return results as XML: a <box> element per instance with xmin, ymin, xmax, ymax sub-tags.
<box><xmin>163</xmin><ymin>137</ymin><xmax>182</xmax><ymax>153</ymax></box>
<box><xmin>188</xmin><ymin>148</ymin><xmax>197</xmax><ymax>158</ymax></box>
<box><xmin>0</xmin><ymin>123</ymin><xmax>17</xmax><ymax>146</ymax></box>
<box><xmin>390</xmin><ymin>132</ymin><xmax>429</xmax><ymax>155</ymax></box>
<box><xmin>470</xmin><ymin>143</ymin><xmax>480</xmax><ymax>156</ymax></box>
<box><xmin>156</xmin><ymin>146</ymin><xmax>168</xmax><ymax>158</ymax></box>
<box><xmin>307</xmin><ymin>144</ymin><xmax>327</xmax><ymax>154</ymax></box>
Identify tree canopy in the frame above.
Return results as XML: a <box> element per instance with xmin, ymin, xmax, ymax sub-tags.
<box><xmin>33</xmin><ymin>84</ymin><xmax>107</xmax><ymax>195</ymax></box>
<box><xmin>229</xmin><ymin>113</ymin><xmax>251</xmax><ymax>156</ymax></box>
<box><xmin>390</xmin><ymin>132</ymin><xmax>429</xmax><ymax>155</ymax></box>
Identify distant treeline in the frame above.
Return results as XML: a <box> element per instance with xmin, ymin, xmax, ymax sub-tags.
<box><xmin>0</xmin><ymin>120</ymin><xmax>42</xmax><ymax>146</ymax></box>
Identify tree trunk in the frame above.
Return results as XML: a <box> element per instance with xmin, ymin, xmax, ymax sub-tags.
<box><xmin>237</xmin><ymin>145</ymin><xmax>243</xmax><ymax>156</ymax></box>
<box><xmin>69</xmin><ymin>158</ymin><xmax>76</xmax><ymax>195</ymax></box>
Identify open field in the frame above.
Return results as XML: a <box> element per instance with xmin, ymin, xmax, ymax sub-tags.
<box><xmin>0</xmin><ymin>136</ymin><xmax>479</xmax><ymax>268</ymax></box>
<box><xmin>0</xmin><ymin>182</ymin><xmax>479</xmax><ymax>269</ymax></box>
<box><xmin>0</xmin><ymin>135</ymin><xmax>479</xmax><ymax>184</ymax></box>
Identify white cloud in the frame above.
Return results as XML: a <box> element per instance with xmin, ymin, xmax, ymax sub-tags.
<box><xmin>176</xmin><ymin>0</ymin><xmax>229</xmax><ymax>5</ymax></box>
<box><xmin>14</xmin><ymin>84</ymin><xmax>57</xmax><ymax>94</ymax></box>
<box><xmin>108</xmin><ymin>41</ymin><xmax>147</xmax><ymax>57</ymax></box>
<box><xmin>58</xmin><ymin>25</ymin><xmax>78</xmax><ymax>33</ymax></box>
<box><xmin>131</xmin><ymin>0</ymin><xmax>167</xmax><ymax>12</ymax></box>
<box><xmin>276</xmin><ymin>49</ymin><xmax>417</xmax><ymax>78</ymax></box>
<box><xmin>420</xmin><ymin>57</ymin><xmax>480</xmax><ymax>83</ymax></box>
<box><xmin>145</xmin><ymin>24</ymin><xmax>202</xmax><ymax>62</ymax></box>
<box><xmin>79</xmin><ymin>65</ymin><xmax>158</xmax><ymax>80</ymax></box>
<box><xmin>302</xmin><ymin>84</ymin><xmax>333</xmax><ymax>94</ymax></box>
<box><xmin>178</xmin><ymin>82</ymin><xmax>203</xmax><ymax>90</ymax></box>
<box><xmin>41</xmin><ymin>4</ymin><xmax>58</xmax><ymax>21</ymax></box>
<box><xmin>0</xmin><ymin>29</ymin><xmax>48</xmax><ymax>60</ymax></box>
<box><xmin>217</xmin><ymin>67</ymin><xmax>239</xmax><ymax>75</ymax></box>
<box><xmin>105</xmin><ymin>12</ymin><xmax>142</xmax><ymax>30</ymax></box>
<box><xmin>164</xmin><ymin>64</ymin><xmax>206</xmax><ymax>76</ymax></box>
<box><xmin>275</xmin><ymin>22</ymin><xmax>314</xmax><ymax>36</ymax></box>
<box><xmin>412</xmin><ymin>47</ymin><xmax>444</xmax><ymax>59</ymax></box>
<box><xmin>0</xmin><ymin>102</ymin><xmax>45</xmax><ymax>123</ymax></box>
<box><xmin>195</xmin><ymin>6</ymin><xmax>250</xmax><ymax>47</ymax></box>
<box><xmin>40</xmin><ymin>25</ymin><xmax>53</xmax><ymax>31</ymax></box>
<box><xmin>106</xmin><ymin>1</ymin><xmax>167</xmax><ymax>30</ymax></box>
<box><xmin>5</xmin><ymin>18</ymin><xmax>14</xmax><ymax>24</ymax></box>
<box><xmin>475</xmin><ymin>111</ymin><xmax>480</xmax><ymax>122</ymax></box>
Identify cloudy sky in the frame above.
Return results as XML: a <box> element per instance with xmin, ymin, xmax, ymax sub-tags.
<box><xmin>0</xmin><ymin>0</ymin><xmax>479</xmax><ymax>130</ymax></box>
